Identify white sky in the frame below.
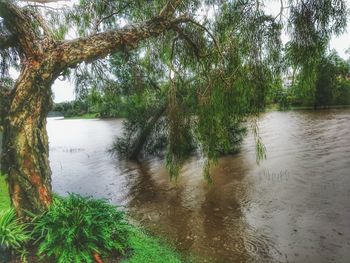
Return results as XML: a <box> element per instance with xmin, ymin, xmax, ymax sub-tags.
<box><xmin>11</xmin><ymin>1</ymin><xmax>350</xmax><ymax>102</ymax></box>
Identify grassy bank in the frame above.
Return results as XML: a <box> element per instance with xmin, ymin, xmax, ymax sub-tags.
<box><xmin>123</xmin><ymin>230</ymin><xmax>183</xmax><ymax>263</ymax></box>
<box><xmin>0</xmin><ymin>174</ymin><xmax>10</xmax><ymax>211</ymax></box>
<box><xmin>63</xmin><ymin>113</ymin><xmax>99</xmax><ymax>119</ymax></box>
<box><xmin>0</xmin><ymin>187</ymin><xmax>184</xmax><ymax>262</ymax></box>
<box><xmin>265</xmin><ymin>104</ymin><xmax>350</xmax><ymax>112</ymax></box>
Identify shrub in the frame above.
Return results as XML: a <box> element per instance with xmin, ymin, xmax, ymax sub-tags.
<box><xmin>0</xmin><ymin>208</ymin><xmax>30</xmax><ymax>261</ymax></box>
<box><xmin>33</xmin><ymin>194</ymin><xmax>130</xmax><ymax>263</ymax></box>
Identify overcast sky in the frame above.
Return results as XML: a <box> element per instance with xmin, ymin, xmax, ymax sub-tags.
<box><xmin>12</xmin><ymin>1</ymin><xmax>350</xmax><ymax>102</ymax></box>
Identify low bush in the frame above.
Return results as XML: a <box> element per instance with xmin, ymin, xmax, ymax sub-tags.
<box><xmin>33</xmin><ymin>194</ymin><xmax>130</xmax><ymax>263</ymax></box>
<box><xmin>0</xmin><ymin>208</ymin><xmax>30</xmax><ymax>262</ymax></box>
<box><xmin>0</xmin><ymin>192</ymin><xmax>185</xmax><ymax>262</ymax></box>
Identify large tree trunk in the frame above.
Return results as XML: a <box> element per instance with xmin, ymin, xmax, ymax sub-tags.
<box><xmin>1</xmin><ymin>65</ymin><xmax>54</xmax><ymax>217</ymax></box>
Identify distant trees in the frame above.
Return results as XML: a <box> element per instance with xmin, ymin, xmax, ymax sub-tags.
<box><xmin>288</xmin><ymin>50</ymin><xmax>350</xmax><ymax>108</ymax></box>
<box><xmin>53</xmin><ymin>88</ymin><xmax>125</xmax><ymax>118</ymax></box>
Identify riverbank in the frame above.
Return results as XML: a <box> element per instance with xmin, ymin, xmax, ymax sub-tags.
<box><xmin>55</xmin><ymin>104</ymin><xmax>350</xmax><ymax>120</ymax></box>
<box><xmin>265</xmin><ymin>104</ymin><xmax>350</xmax><ymax>112</ymax></box>
<box><xmin>63</xmin><ymin>113</ymin><xmax>100</xmax><ymax>119</ymax></box>
<box><xmin>0</xmin><ymin>178</ymin><xmax>185</xmax><ymax>263</ymax></box>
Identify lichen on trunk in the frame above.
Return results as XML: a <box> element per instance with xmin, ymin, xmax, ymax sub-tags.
<box><xmin>1</xmin><ymin>66</ymin><xmax>54</xmax><ymax>217</ymax></box>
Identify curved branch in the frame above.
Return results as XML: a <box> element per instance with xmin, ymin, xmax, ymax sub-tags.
<box><xmin>0</xmin><ymin>2</ymin><xmax>42</xmax><ymax>57</ymax></box>
<box><xmin>55</xmin><ymin>0</ymin><xmax>186</xmax><ymax>69</ymax></box>
<box><xmin>56</xmin><ymin>15</ymin><xmax>189</xmax><ymax>69</ymax></box>
<box><xmin>29</xmin><ymin>10</ymin><xmax>54</xmax><ymax>38</ymax></box>
<box><xmin>173</xmin><ymin>26</ymin><xmax>200</xmax><ymax>59</ymax></box>
<box><xmin>186</xmin><ymin>19</ymin><xmax>223</xmax><ymax>58</ymax></box>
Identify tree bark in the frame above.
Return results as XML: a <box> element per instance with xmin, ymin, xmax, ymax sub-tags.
<box><xmin>1</xmin><ymin>64</ymin><xmax>54</xmax><ymax>217</ymax></box>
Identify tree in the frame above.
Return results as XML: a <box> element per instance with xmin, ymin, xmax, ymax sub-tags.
<box><xmin>0</xmin><ymin>0</ymin><xmax>190</xmax><ymax>217</ymax></box>
<box><xmin>0</xmin><ymin>0</ymin><xmax>347</xmax><ymax>217</ymax></box>
<box><xmin>111</xmin><ymin>0</ymin><xmax>348</xmax><ymax>176</ymax></box>
<box><xmin>289</xmin><ymin>50</ymin><xmax>350</xmax><ymax>107</ymax></box>
<box><xmin>315</xmin><ymin>51</ymin><xmax>350</xmax><ymax>107</ymax></box>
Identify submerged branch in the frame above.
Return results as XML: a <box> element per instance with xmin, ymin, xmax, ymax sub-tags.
<box><xmin>129</xmin><ymin>105</ymin><xmax>166</xmax><ymax>160</ymax></box>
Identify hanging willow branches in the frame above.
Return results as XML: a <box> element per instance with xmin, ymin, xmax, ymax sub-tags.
<box><xmin>1</xmin><ymin>0</ymin><xmax>348</xmax><ymax>181</ymax></box>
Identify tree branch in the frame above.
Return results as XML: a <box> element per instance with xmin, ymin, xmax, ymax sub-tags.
<box><xmin>0</xmin><ymin>2</ymin><xmax>42</xmax><ymax>57</ymax></box>
<box><xmin>55</xmin><ymin>14</ymin><xmax>189</xmax><ymax>69</ymax></box>
<box><xmin>93</xmin><ymin>3</ymin><xmax>131</xmax><ymax>33</ymax></box>
<box><xmin>160</xmin><ymin>0</ymin><xmax>183</xmax><ymax>18</ymax></box>
<box><xmin>173</xmin><ymin>26</ymin><xmax>200</xmax><ymax>59</ymax></box>
<box><xmin>28</xmin><ymin>10</ymin><xmax>54</xmax><ymax>38</ymax></box>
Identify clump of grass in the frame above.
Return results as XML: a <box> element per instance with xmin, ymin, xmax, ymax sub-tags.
<box><xmin>123</xmin><ymin>229</ymin><xmax>183</xmax><ymax>263</ymax></box>
<box><xmin>33</xmin><ymin>194</ymin><xmax>130</xmax><ymax>263</ymax></box>
<box><xmin>0</xmin><ymin>208</ymin><xmax>31</xmax><ymax>261</ymax></box>
<box><xmin>0</xmin><ymin>187</ymin><xmax>186</xmax><ymax>263</ymax></box>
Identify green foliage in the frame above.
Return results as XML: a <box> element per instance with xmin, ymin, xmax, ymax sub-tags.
<box><xmin>289</xmin><ymin>50</ymin><xmax>350</xmax><ymax>107</ymax></box>
<box><xmin>53</xmin><ymin>87</ymin><xmax>126</xmax><ymax>119</ymax></box>
<box><xmin>0</xmin><ymin>174</ymin><xmax>10</xmax><ymax>211</ymax></box>
<box><xmin>0</xmin><ymin>191</ymin><xmax>185</xmax><ymax>262</ymax></box>
<box><xmin>287</xmin><ymin>0</ymin><xmax>347</xmax><ymax>70</ymax></box>
<box><xmin>33</xmin><ymin>194</ymin><xmax>130</xmax><ymax>263</ymax></box>
<box><xmin>0</xmin><ymin>209</ymin><xmax>30</xmax><ymax>261</ymax></box>
<box><xmin>53</xmin><ymin>100</ymin><xmax>89</xmax><ymax>118</ymax></box>
<box><xmin>112</xmin><ymin>0</ymin><xmax>282</xmax><ymax>178</ymax></box>
<box><xmin>122</xmin><ymin>229</ymin><xmax>183</xmax><ymax>263</ymax></box>
<box><xmin>324</xmin><ymin>51</ymin><xmax>350</xmax><ymax>106</ymax></box>
<box><xmin>31</xmin><ymin>194</ymin><xmax>185</xmax><ymax>262</ymax></box>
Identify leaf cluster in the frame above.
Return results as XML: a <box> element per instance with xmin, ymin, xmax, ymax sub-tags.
<box><xmin>0</xmin><ymin>209</ymin><xmax>30</xmax><ymax>262</ymax></box>
<box><xmin>32</xmin><ymin>194</ymin><xmax>130</xmax><ymax>263</ymax></box>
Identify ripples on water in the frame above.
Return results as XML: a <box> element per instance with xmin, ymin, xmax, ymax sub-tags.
<box><xmin>46</xmin><ymin>110</ymin><xmax>350</xmax><ymax>263</ymax></box>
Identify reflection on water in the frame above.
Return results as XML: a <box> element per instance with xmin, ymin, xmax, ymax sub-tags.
<box><xmin>45</xmin><ymin>110</ymin><xmax>350</xmax><ymax>262</ymax></box>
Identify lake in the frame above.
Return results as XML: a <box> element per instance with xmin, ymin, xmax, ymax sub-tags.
<box><xmin>5</xmin><ymin>109</ymin><xmax>350</xmax><ymax>262</ymax></box>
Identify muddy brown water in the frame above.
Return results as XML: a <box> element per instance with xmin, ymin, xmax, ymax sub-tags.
<box><xmin>37</xmin><ymin>110</ymin><xmax>350</xmax><ymax>262</ymax></box>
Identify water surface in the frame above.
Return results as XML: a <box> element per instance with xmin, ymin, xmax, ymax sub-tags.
<box><xmin>47</xmin><ymin>110</ymin><xmax>350</xmax><ymax>263</ymax></box>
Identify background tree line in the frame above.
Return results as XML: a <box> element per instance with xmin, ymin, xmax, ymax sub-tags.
<box><xmin>268</xmin><ymin>49</ymin><xmax>350</xmax><ymax>109</ymax></box>
<box><xmin>54</xmin><ymin>48</ymin><xmax>350</xmax><ymax>119</ymax></box>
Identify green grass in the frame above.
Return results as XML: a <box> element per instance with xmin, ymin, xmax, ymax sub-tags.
<box><xmin>64</xmin><ymin>113</ymin><xmax>99</xmax><ymax>119</ymax></box>
<box><xmin>0</xmin><ymin>180</ymin><xmax>185</xmax><ymax>262</ymax></box>
<box><xmin>123</xmin><ymin>229</ymin><xmax>183</xmax><ymax>263</ymax></box>
<box><xmin>0</xmin><ymin>174</ymin><xmax>10</xmax><ymax>211</ymax></box>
